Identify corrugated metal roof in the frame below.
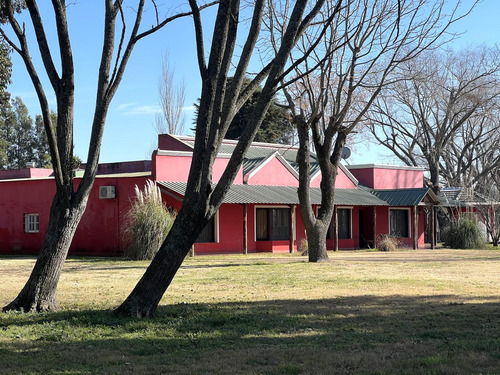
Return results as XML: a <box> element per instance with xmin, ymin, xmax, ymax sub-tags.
<box><xmin>157</xmin><ymin>181</ymin><xmax>388</xmax><ymax>206</ymax></box>
<box><xmin>372</xmin><ymin>188</ymin><xmax>436</xmax><ymax>206</ymax></box>
<box><xmin>439</xmin><ymin>187</ymin><xmax>498</xmax><ymax>207</ymax></box>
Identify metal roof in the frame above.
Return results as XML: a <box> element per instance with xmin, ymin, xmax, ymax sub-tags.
<box><xmin>157</xmin><ymin>181</ymin><xmax>388</xmax><ymax>206</ymax></box>
<box><xmin>439</xmin><ymin>187</ymin><xmax>498</xmax><ymax>207</ymax></box>
<box><xmin>371</xmin><ymin>188</ymin><xmax>438</xmax><ymax>206</ymax></box>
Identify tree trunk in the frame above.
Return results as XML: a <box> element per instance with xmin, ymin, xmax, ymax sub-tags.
<box><xmin>305</xmin><ymin>221</ymin><xmax>330</xmax><ymax>262</ymax></box>
<box><xmin>115</xmin><ymin>203</ymin><xmax>207</xmax><ymax>318</ymax></box>
<box><xmin>3</xmin><ymin>192</ymin><xmax>86</xmax><ymax>312</ymax></box>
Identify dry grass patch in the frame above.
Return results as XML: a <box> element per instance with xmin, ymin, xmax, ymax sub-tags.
<box><xmin>0</xmin><ymin>249</ymin><xmax>499</xmax><ymax>374</ymax></box>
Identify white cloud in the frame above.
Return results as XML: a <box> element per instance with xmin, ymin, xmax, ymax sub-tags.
<box><xmin>117</xmin><ymin>103</ymin><xmax>161</xmax><ymax>115</ymax></box>
<box><xmin>117</xmin><ymin>102</ymin><xmax>138</xmax><ymax>111</ymax></box>
<box><xmin>182</xmin><ymin>105</ymin><xmax>197</xmax><ymax>112</ymax></box>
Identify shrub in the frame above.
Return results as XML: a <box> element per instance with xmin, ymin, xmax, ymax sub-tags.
<box><xmin>122</xmin><ymin>180</ymin><xmax>176</xmax><ymax>260</ymax></box>
<box><xmin>441</xmin><ymin>216</ymin><xmax>486</xmax><ymax>249</ymax></box>
<box><xmin>377</xmin><ymin>235</ymin><xmax>399</xmax><ymax>252</ymax></box>
<box><xmin>299</xmin><ymin>238</ymin><xmax>309</xmax><ymax>256</ymax></box>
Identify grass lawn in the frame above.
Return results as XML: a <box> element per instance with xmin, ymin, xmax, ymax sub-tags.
<box><xmin>0</xmin><ymin>249</ymin><xmax>499</xmax><ymax>374</ymax></box>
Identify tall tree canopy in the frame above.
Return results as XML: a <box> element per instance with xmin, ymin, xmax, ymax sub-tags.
<box><xmin>269</xmin><ymin>0</ymin><xmax>472</xmax><ymax>261</ymax></box>
<box><xmin>368</xmin><ymin>45</ymin><xmax>500</xmax><ymax>189</ymax></box>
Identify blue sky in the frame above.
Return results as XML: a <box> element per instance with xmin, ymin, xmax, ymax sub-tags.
<box><xmin>5</xmin><ymin>1</ymin><xmax>500</xmax><ymax>165</ymax></box>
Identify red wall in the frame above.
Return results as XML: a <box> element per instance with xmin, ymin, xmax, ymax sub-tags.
<box><xmin>155</xmin><ymin>153</ymin><xmax>243</xmax><ymax>184</ymax></box>
<box><xmin>0</xmin><ymin>176</ymin><xmax>148</xmax><ymax>256</ymax></box>
<box><xmin>348</xmin><ymin>166</ymin><xmax>423</xmax><ymax>189</ymax></box>
<box><xmin>71</xmin><ymin>176</ymin><xmax>148</xmax><ymax>255</ymax></box>
<box><xmin>193</xmin><ymin>204</ymin><xmax>245</xmax><ymax>254</ymax></box>
<box><xmin>310</xmin><ymin>167</ymin><xmax>357</xmax><ymax>189</ymax></box>
<box><xmin>246</xmin><ymin>157</ymin><xmax>298</xmax><ymax>186</ymax></box>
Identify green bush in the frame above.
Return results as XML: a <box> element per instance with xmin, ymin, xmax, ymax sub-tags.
<box><xmin>441</xmin><ymin>216</ymin><xmax>486</xmax><ymax>249</ymax></box>
<box><xmin>377</xmin><ymin>235</ymin><xmax>399</xmax><ymax>252</ymax></box>
<box><xmin>122</xmin><ymin>180</ymin><xmax>176</xmax><ymax>260</ymax></box>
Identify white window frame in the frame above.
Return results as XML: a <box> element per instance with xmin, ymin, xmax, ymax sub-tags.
<box><xmin>388</xmin><ymin>208</ymin><xmax>411</xmax><ymax>238</ymax></box>
<box><xmin>254</xmin><ymin>205</ymin><xmax>295</xmax><ymax>242</ymax></box>
<box><xmin>24</xmin><ymin>213</ymin><xmax>39</xmax><ymax>233</ymax></box>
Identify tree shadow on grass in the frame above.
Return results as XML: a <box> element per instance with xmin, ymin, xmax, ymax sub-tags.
<box><xmin>1</xmin><ymin>295</ymin><xmax>498</xmax><ymax>374</ymax></box>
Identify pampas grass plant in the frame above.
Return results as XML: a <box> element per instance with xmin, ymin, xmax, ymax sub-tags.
<box><xmin>441</xmin><ymin>215</ymin><xmax>486</xmax><ymax>249</ymax></box>
<box><xmin>122</xmin><ymin>180</ymin><xmax>176</xmax><ymax>260</ymax></box>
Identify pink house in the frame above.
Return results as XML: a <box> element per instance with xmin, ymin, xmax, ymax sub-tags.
<box><xmin>0</xmin><ymin>134</ymin><xmax>439</xmax><ymax>256</ymax></box>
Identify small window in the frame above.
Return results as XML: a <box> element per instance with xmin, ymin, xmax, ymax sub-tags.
<box><xmin>256</xmin><ymin>207</ymin><xmax>290</xmax><ymax>241</ymax></box>
<box><xmin>196</xmin><ymin>216</ymin><xmax>216</xmax><ymax>243</ymax></box>
<box><xmin>328</xmin><ymin>208</ymin><xmax>352</xmax><ymax>239</ymax></box>
<box><xmin>24</xmin><ymin>213</ymin><xmax>39</xmax><ymax>233</ymax></box>
<box><xmin>390</xmin><ymin>209</ymin><xmax>409</xmax><ymax>238</ymax></box>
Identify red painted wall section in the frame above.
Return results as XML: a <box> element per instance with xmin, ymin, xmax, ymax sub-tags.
<box><xmin>71</xmin><ymin>176</ymin><xmax>148</xmax><ymax>255</ymax></box>
<box><xmin>0</xmin><ymin>179</ymin><xmax>54</xmax><ymax>254</ymax></box>
<box><xmin>310</xmin><ymin>166</ymin><xmax>357</xmax><ymax>189</ymax></box>
<box><xmin>194</xmin><ymin>204</ymin><xmax>244</xmax><ymax>254</ymax></box>
<box><xmin>0</xmin><ymin>176</ymin><xmax>147</xmax><ymax>255</ymax></box>
<box><xmin>375</xmin><ymin>206</ymin><xmax>389</xmax><ymax>244</ymax></box>
<box><xmin>154</xmin><ymin>154</ymin><xmax>243</xmax><ymax>184</ymax></box>
<box><xmin>348</xmin><ymin>166</ymin><xmax>423</xmax><ymax>189</ymax></box>
<box><xmin>0</xmin><ymin>168</ymin><xmax>53</xmax><ymax>180</ymax></box>
<box><xmin>246</xmin><ymin>156</ymin><xmax>298</xmax><ymax>186</ymax></box>
<box><xmin>158</xmin><ymin>134</ymin><xmax>193</xmax><ymax>152</ymax></box>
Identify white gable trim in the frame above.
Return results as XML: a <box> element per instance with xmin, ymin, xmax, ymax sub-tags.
<box><xmin>310</xmin><ymin>162</ymin><xmax>359</xmax><ymax>186</ymax></box>
<box><xmin>244</xmin><ymin>151</ymin><xmax>299</xmax><ymax>183</ymax></box>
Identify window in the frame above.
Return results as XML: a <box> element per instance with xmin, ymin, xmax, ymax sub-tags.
<box><xmin>256</xmin><ymin>207</ymin><xmax>290</xmax><ymax>241</ymax></box>
<box><xmin>196</xmin><ymin>216</ymin><xmax>216</xmax><ymax>243</ymax></box>
<box><xmin>390</xmin><ymin>209</ymin><xmax>409</xmax><ymax>237</ymax></box>
<box><xmin>337</xmin><ymin>208</ymin><xmax>351</xmax><ymax>239</ymax></box>
<box><xmin>327</xmin><ymin>208</ymin><xmax>352</xmax><ymax>239</ymax></box>
<box><xmin>24</xmin><ymin>213</ymin><xmax>39</xmax><ymax>233</ymax></box>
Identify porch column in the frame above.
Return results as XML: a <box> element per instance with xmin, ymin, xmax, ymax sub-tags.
<box><xmin>243</xmin><ymin>204</ymin><xmax>248</xmax><ymax>254</ymax></box>
<box><xmin>413</xmin><ymin>205</ymin><xmax>418</xmax><ymax>250</ymax></box>
<box><xmin>373</xmin><ymin>207</ymin><xmax>377</xmax><ymax>249</ymax></box>
<box><xmin>334</xmin><ymin>206</ymin><xmax>339</xmax><ymax>251</ymax></box>
<box><xmin>430</xmin><ymin>205</ymin><xmax>435</xmax><ymax>249</ymax></box>
<box><xmin>289</xmin><ymin>205</ymin><xmax>295</xmax><ymax>253</ymax></box>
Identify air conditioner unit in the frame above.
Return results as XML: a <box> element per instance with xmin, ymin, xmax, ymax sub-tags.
<box><xmin>99</xmin><ymin>186</ymin><xmax>116</xmax><ymax>199</ymax></box>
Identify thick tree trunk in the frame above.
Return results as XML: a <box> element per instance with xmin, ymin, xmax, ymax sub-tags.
<box><xmin>305</xmin><ymin>221</ymin><xmax>330</xmax><ymax>262</ymax></box>
<box><xmin>3</xmin><ymin>192</ymin><xmax>86</xmax><ymax>312</ymax></box>
<box><xmin>115</xmin><ymin>204</ymin><xmax>207</xmax><ymax>317</ymax></box>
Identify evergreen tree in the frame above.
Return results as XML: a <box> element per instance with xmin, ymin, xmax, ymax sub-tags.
<box><xmin>5</xmin><ymin>97</ymin><xmax>36</xmax><ymax>169</ymax></box>
<box><xmin>225</xmin><ymin>78</ymin><xmax>294</xmax><ymax>144</ymax></box>
<box><xmin>0</xmin><ymin>40</ymin><xmax>12</xmax><ymax>108</ymax></box>
<box><xmin>34</xmin><ymin>113</ymin><xmax>55</xmax><ymax>168</ymax></box>
<box><xmin>0</xmin><ymin>97</ymin><xmax>52</xmax><ymax>169</ymax></box>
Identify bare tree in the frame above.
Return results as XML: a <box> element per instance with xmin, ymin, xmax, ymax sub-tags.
<box><xmin>155</xmin><ymin>54</ymin><xmax>186</xmax><ymax>135</ymax></box>
<box><xmin>0</xmin><ymin>1</ymin><xmax>215</xmax><ymax>313</ymax></box>
<box><xmin>115</xmin><ymin>0</ymin><xmax>334</xmax><ymax>318</ymax></box>
<box><xmin>368</xmin><ymin>45</ymin><xmax>500</xmax><ymax>190</ymax></box>
<box><xmin>269</xmin><ymin>0</ymin><xmax>469</xmax><ymax>261</ymax></box>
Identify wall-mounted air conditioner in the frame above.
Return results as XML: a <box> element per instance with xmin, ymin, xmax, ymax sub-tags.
<box><xmin>99</xmin><ymin>186</ymin><xmax>116</xmax><ymax>199</ymax></box>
